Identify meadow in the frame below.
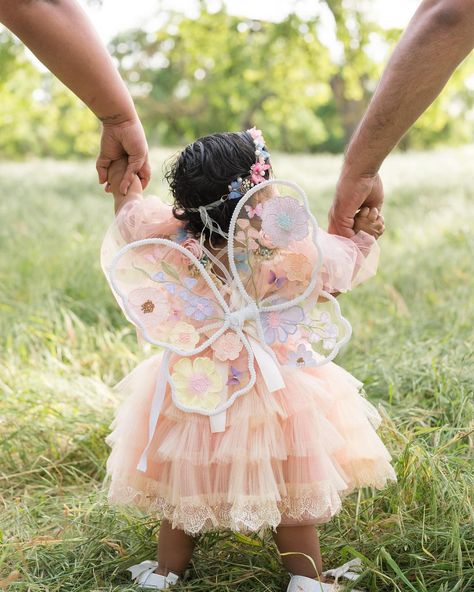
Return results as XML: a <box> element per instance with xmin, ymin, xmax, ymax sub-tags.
<box><xmin>0</xmin><ymin>146</ymin><xmax>473</xmax><ymax>591</ymax></box>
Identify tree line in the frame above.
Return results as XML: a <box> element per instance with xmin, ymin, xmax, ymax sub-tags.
<box><xmin>0</xmin><ymin>1</ymin><xmax>473</xmax><ymax>158</ymax></box>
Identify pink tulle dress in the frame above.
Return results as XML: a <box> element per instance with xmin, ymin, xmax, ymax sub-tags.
<box><xmin>100</xmin><ymin>186</ymin><xmax>397</xmax><ymax>536</ymax></box>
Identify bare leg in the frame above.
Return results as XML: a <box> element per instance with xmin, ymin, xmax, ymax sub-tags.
<box><xmin>271</xmin><ymin>524</ymin><xmax>324</xmax><ymax>580</ymax></box>
<box><xmin>154</xmin><ymin>518</ymin><xmax>198</xmax><ymax>577</ymax></box>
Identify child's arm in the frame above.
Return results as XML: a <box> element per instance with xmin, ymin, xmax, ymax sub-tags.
<box><xmin>107</xmin><ymin>157</ymin><xmax>143</xmax><ymax>215</ymax></box>
<box><xmin>318</xmin><ymin>207</ymin><xmax>384</xmax><ymax>301</ymax></box>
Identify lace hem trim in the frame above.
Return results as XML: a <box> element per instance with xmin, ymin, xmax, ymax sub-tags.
<box><xmin>106</xmin><ymin>480</ymin><xmax>363</xmax><ymax>535</ymax></box>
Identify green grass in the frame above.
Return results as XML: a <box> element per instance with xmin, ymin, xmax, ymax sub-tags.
<box><xmin>1</xmin><ymin>146</ymin><xmax>473</xmax><ymax>591</ymax></box>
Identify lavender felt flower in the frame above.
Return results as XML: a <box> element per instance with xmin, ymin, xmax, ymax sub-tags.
<box><xmin>287</xmin><ymin>344</ymin><xmax>317</xmax><ymax>368</ymax></box>
<box><xmin>182</xmin><ymin>294</ymin><xmax>214</xmax><ymax>321</ymax></box>
<box><xmin>260</xmin><ymin>305</ymin><xmax>304</xmax><ymax>344</ymax></box>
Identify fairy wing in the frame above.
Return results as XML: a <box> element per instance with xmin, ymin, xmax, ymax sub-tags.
<box><xmin>227</xmin><ymin>179</ymin><xmax>379</xmax><ymax>366</ymax></box>
<box><xmin>101</xmin><ymin>196</ymin><xmax>259</xmax><ymax>419</ymax></box>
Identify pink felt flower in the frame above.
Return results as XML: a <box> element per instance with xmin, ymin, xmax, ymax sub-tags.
<box><xmin>261</xmin><ymin>196</ymin><xmax>310</xmax><ymax>248</ymax></box>
<box><xmin>258</xmin><ymin>230</ymin><xmax>276</xmax><ymax>249</ymax></box>
<box><xmin>181</xmin><ymin>237</ymin><xmax>203</xmax><ymax>262</ymax></box>
<box><xmin>128</xmin><ymin>287</ymin><xmax>170</xmax><ymax>327</ymax></box>
<box><xmin>284</xmin><ymin>253</ymin><xmax>312</xmax><ymax>282</ymax></box>
<box><xmin>211</xmin><ymin>331</ymin><xmax>243</xmax><ymax>361</ymax></box>
<box><xmin>169</xmin><ymin>321</ymin><xmax>200</xmax><ymax>351</ymax></box>
<box><xmin>250</xmin><ymin>161</ymin><xmax>271</xmax><ymax>185</ymax></box>
<box><xmin>235</xmin><ymin>221</ymin><xmax>260</xmax><ymax>250</ymax></box>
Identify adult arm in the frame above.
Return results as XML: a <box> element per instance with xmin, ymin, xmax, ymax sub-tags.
<box><xmin>329</xmin><ymin>0</ymin><xmax>474</xmax><ymax>236</ymax></box>
<box><xmin>0</xmin><ymin>0</ymin><xmax>151</xmax><ymax>194</ymax></box>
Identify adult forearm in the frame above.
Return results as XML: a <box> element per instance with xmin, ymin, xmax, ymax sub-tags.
<box><xmin>344</xmin><ymin>0</ymin><xmax>474</xmax><ymax>176</ymax></box>
<box><xmin>0</xmin><ymin>0</ymin><xmax>136</xmax><ymax>123</ymax></box>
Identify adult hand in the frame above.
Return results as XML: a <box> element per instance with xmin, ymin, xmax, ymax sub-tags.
<box><xmin>328</xmin><ymin>171</ymin><xmax>384</xmax><ymax>238</ymax></box>
<box><xmin>96</xmin><ymin>116</ymin><xmax>151</xmax><ymax>195</ymax></box>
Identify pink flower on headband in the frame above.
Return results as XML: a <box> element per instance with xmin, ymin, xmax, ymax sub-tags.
<box><xmin>249</xmin><ymin>127</ymin><xmax>264</xmax><ymax>142</ymax></box>
<box><xmin>250</xmin><ymin>161</ymin><xmax>270</xmax><ymax>184</ymax></box>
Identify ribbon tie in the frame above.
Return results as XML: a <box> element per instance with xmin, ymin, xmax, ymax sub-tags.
<box><xmin>136</xmin><ymin>304</ymin><xmax>286</xmax><ymax>473</ymax></box>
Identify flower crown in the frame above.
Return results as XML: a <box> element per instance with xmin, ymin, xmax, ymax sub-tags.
<box><xmin>186</xmin><ymin>127</ymin><xmax>271</xmax><ymax>215</ymax></box>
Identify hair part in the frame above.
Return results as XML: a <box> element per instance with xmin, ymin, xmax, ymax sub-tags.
<box><xmin>165</xmin><ymin>131</ymin><xmax>272</xmax><ymax>239</ymax></box>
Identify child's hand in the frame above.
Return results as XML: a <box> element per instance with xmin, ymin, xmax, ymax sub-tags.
<box><xmin>353</xmin><ymin>206</ymin><xmax>385</xmax><ymax>239</ymax></box>
<box><xmin>106</xmin><ymin>157</ymin><xmax>143</xmax><ymax>214</ymax></box>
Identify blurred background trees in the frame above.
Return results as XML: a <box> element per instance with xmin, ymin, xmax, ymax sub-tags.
<box><xmin>0</xmin><ymin>0</ymin><xmax>473</xmax><ymax>158</ymax></box>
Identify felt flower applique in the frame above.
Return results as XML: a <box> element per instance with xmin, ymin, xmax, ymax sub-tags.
<box><xmin>211</xmin><ymin>331</ymin><xmax>243</xmax><ymax>361</ymax></box>
<box><xmin>309</xmin><ymin>311</ymin><xmax>339</xmax><ymax>350</ymax></box>
<box><xmin>172</xmin><ymin>357</ymin><xmax>224</xmax><ymax>410</ymax></box>
<box><xmin>260</xmin><ymin>305</ymin><xmax>304</xmax><ymax>344</ymax></box>
<box><xmin>180</xmin><ymin>293</ymin><xmax>215</xmax><ymax>321</ymax></box>
<box><xmin>287</xmin><ymin>343</ymin><xmax>317</xmax><ymax>368</ymax></box>
<box><xmin>128</xmin><ymin>287</ymin><xmax>170</xmax><ymax>326</ymax></box>
<box><xmin>261</xmin><ymin>196</ymin><xmax>309</xmax><ymax>248</ymax></box>
<box><xmin>181</xmin><ymin>237</ymin><xmax>203</xmax><ymax>262</ymax></box>
<box><xmin>235</xmin><ymin>219</ymin><xmax>260</xmax><ymax>250</ymax></box>
<box><xmin>284</xmin><ymin>253</ymin><xmax>312</xmax><ymax>282</ymax></box>
<box><xmin>169</xmin><ymin>321</ymin><xmax>200</xmax><ymax>351</ymax></box>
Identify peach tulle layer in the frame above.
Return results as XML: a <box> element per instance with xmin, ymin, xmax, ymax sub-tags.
<box><xmin>104</xmin><ymin>354</ymin><xmax>397</xmax><ymax>535</ymax></box>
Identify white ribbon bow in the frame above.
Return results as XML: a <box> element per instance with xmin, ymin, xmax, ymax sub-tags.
<box><xmin>136</xmin><ymin>306</ymin><xmax>285</xmax><ymax>473</ymax></box>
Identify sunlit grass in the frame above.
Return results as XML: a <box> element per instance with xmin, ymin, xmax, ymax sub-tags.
<box><xmin>1</xmin><ymin>146</ymin><xmax>473</xmax><ymax>591</ymax></box>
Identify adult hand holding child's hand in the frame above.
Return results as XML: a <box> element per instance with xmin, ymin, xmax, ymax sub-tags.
<box><xmin>353</xmin><ymin>206</ymin><xmax>385</xmax><ymax>239</ymax></box>
<box><xmin>328</xmin><ymin>171</ymin><xmax>384</xmax><ymax>238</ymax></box>
<box><xmin>97</xmin><ymin>116</ymin><xmax>151</xmax><ymax>196</ymax></box>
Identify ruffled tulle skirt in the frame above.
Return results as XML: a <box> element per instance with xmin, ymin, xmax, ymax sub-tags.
<box><xmin>103</xmin><ymin>353</ymin><xmax>397</xmax><ymax>535</ymax></box>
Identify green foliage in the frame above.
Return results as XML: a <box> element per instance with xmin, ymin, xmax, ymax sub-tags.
<box><xmin>0</xmin><ymin>147</ymin><xmax>473</xmax><ymax>590</ymax></box>
<box><xmin>0</xmin><ymin>30</ymin><xmax>99</xmax><ymax>159</ymax></box>
<box><xmin>0</xmin><ymin>1</ymin><xmax>473</xmax><ymax>159</ymax></box>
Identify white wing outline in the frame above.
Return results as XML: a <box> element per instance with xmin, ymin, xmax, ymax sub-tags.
<box><xmin>107</xmin><ymin>236</ymin><xmax>257</xmax><ymax>417</ymax></box>
<box><xmin>106</xmin><ymin>178</ymin><xmax>354</xmax><ymax>419</ymax></box>
<box><xmin>227</xmin><ymin>178</ymin><xmax>352</xmax><ymax>366</ymax></box>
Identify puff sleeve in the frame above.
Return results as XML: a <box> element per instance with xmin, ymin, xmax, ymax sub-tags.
<box><xmin>316</xmin><ymin>229</ymin><xmax>380</xmax><ymax>294</ymax></box>
<box><xmin>100</xmin><ymin>196</ymin><xmax>184</xmax><ymax>269</ymax></box>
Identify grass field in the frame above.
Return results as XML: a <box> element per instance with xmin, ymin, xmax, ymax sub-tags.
<box><xmin>0</xmin><ymin>146</ymin><xmax>473</xmax><ymax>592</ymax></box>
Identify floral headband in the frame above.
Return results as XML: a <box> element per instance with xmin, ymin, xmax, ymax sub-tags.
<box><xmin>186</xmin><ymin>127</ymin><xmax>271</xmax><ymax>219</ymax></box>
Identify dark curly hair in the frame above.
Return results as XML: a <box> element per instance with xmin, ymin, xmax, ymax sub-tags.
<box><xmin>165</xmin><ymin>131</ymin><xmax>272</xmax><ymax>239</ymax></box>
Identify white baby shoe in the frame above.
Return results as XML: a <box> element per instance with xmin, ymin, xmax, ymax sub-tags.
<box><xmin>127</xmin><ymin>560</ymin><xmax>180</xmax><ymax>589</ymax></box>
<box><xmin>287</xmin><ymin>558</ymin><xmax>364</xmax><ymax>592</ymax></box>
